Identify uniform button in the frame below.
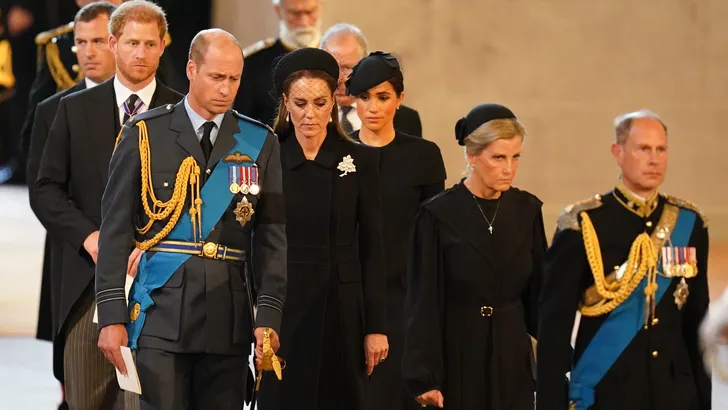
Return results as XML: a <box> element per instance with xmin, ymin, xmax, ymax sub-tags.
<box><xmin>163</xmin><ymin>182</ymin><xmax>169</xmax><ymax>188</ymax></box>
<box><xmin>206</xmin><ymin>169</ymin><xmax>212</xmax><ymax>175</ymax></box>
<box><xmin>652</xmin><ymin>318</ymin><xmax>659</xmax><ymax>326</ymax></box>
<box><xmin>613</xmin><ymin>265</ymin><xmax>620</xmax><ymax>271</ymax></box>
<box><xmin>646</xmin><ymin>221</ymin><xmax>653</xmax><ymax>228</ymax></box>
<box><xmin>652</xmin><ymin>350</ymin><xmax>659</xmax><ymax>358</ymax></box>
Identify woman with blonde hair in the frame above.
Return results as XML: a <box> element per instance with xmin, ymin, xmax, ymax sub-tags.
<box><xmin>402</xmin><ymin>104</ymin><xmax>546</xmax><ymax>409</ymax></box>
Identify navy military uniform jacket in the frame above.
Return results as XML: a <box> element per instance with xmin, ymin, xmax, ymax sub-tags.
<box><xmin>537</xmin><ymin>188</ymin><xmax>711</xmax><ymax>410</ymax></box>
<box><xmin>235</xmin><ymin>37</ymin><xmax>289</xmax><ymax>126</ymax></box>
<box><xmin>95</xmin><ymin>102</ymin><xmax>287</xmax><ymax>354</ymax></box>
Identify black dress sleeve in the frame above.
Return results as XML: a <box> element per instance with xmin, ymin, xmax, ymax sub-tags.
<box><xmin>356</xmin><ymin>145</ymin><xmax>388</xmax><ymax>334</ymax></box>
<box><xmin>683</xmin><ymin>221</ymin><xmax>711</xmax><ymax>410</ymax></box>
<box><xmin>524</xmin><ymin>207</ymin><xmax>547</xmax><ymax>338</ymax></box>
<box><xmin>536</xmin><ymin>227</ymin><xmax>586</xmax><ymax>410</ymax></box>
<box><xmin>419</xmin><ymin>141</ymin><xmax>447</xmax><ymax>202</ymax></box>
<box><xmin>403</xmin><ymin>207</ymin><xmax>445</xmax><ymax>397</ymax></box>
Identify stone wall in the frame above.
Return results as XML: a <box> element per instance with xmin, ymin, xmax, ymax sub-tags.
<box><xmin>215</xmin><ymin>0</ymin><xmax>728</xmax><ymax>238</ymax></box>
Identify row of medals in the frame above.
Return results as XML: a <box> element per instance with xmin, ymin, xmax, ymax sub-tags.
<box><xmin>230</xmin><ymin>165</ymin><xmax>260</xmax><ymax>196</ymax></box>
<box><xmin>660</xmin><ymin>245</ymin><xmax>698</xmax><ymax>310</ymax></box>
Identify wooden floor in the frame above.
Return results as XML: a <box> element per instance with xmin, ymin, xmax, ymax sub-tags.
<box><xmin>2</xmin><ymin>185</ymin><xmax>728</xmax><ymax>408</ymax></box>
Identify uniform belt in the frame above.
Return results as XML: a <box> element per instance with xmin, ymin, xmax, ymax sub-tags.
<box><xmin>149</xmin><ymin>240</ymin><xmax>246</xmax><ymax>262</ymax></box>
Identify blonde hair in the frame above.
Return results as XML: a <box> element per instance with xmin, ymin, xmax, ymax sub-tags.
<box><xmin>109</xmin><ymin>0</ymin><xmax>167</xmax><ymax>40</ymax></box>
<box><xmin>463</xmin><ymin>118</ymin><xmax>526</xmax><ymax>175</ymax></box>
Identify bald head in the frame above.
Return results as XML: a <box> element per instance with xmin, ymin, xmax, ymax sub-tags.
<box><xmin>189</xmin><ymin>29</ymin><xmax>243</xmax><ymax>69</ymax></box>
<box><xmin>186</xmin><ymin>29</ymin><xmax>244</xmax><ymax>119</ymax></box>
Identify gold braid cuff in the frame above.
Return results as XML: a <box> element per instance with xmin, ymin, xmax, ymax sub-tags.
<box><xmin>132</xmin><ymin>120</ymin><xmax>202</xmax><ymax>250</ymax></box>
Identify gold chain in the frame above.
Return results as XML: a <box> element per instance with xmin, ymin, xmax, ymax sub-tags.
<box><xmin>133</xmin><ymin>120</ymin><xmax>201</xmax><ymax>250</ymax></box>
<box><xmin>579</xmin><ymin>212</ymin><xmax>659</xmax><ymax>326</ymax></box>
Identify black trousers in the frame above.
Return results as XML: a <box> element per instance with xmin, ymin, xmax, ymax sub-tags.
<box><xmin>137</xmin><ymin>348</ymin><xmax>248</xmax><ymax>410</ymax></box>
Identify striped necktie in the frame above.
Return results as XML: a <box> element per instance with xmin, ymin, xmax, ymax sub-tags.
<box><xmin>122</xmin><ymin>94</ymin><xmax>142</xmax><ymax>125</ymax></box>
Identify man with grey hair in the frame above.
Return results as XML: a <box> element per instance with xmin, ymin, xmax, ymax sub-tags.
<box><xmin>537</xmin><ymin>110</ymin><xmax>711</xmax><ymax>410</ymax></box>
<box><xmin>234</xmin><ymin>0</ymin><xmax>322</xmax><ymax>125</ymax></box>
<box><xmin>320</xmin><ymin>23</ymin><xmax>423</xmax><ymax>138</ymax></box>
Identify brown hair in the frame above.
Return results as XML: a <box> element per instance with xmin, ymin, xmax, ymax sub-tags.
<box><xmin>613</xmin><ymin>109</ymin><xmax>668</xmax><ymax>144</ymax></box>
<box><xmin>75</xmin><ymin>1</ymin><xmax>116</xmax><ymax>25</ymax></box>
<box><xmin>272</xmin><ymin>70</ymin><xmax>348</xmax><ymax>139</ymax></box>
<box><xmin>108</xmin><ymin>0</ymin><xmax>167</xmax><ymax>40</ymax></box>
<box><xmin>188</xmin><ymin>29</ymin><xmax>243</xmax><ymax>68</ymax></box>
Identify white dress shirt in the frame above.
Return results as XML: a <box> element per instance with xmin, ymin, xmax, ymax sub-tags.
<box><xmin>183</xmin><ymin>96</ymin><xmax>224</xmax><ymax>146</ymax></box>
<box><xmin>114</xmin><ymin>76</ymin><xmax>157</xmax><ymax>126</ymax></box>
<box><xmin>338</xmin><ymin>102</ymin><xmax>362</xmax><ymax>132</ymax></box>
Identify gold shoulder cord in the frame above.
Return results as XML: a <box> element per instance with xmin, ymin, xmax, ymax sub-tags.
<box><xmin>132</xmin><ymin>121</ymin><xmax>202</xmax><ymax>250</ymax></box>
<box><xmin>46</xmin><ymin>41</ymin><xmax>82</xmax><ymax>90</ymax></box>
<box><xmin>579</xmin><ymin>211</ymin><xmax>659</xmax><ymax>327</ymax></box>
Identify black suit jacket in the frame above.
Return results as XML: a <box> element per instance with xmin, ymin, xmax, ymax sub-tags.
<box><xmin>393</xmin><ymin>105</ymin><xmax>422</xmax><ymax>138</ymax></box>
<box><xmin>30</xmin><ymin>78</ymin><xmax>183</xmax><ymax>339</ymax></box>
<box><xmin>95</xmin><ymin>102</ymin><xmax>287</xmax><ymax>355</ymax></box>
<box><xmin>26</xmin><ymin>79</ymin><xmax>85</xmax><ymax>382</ymax></box>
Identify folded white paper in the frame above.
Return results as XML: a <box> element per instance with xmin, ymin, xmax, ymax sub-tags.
<box><xmin>116</xmin><ymin>346</ymin><xmax>142</xmax><ymax>395</ymax></box>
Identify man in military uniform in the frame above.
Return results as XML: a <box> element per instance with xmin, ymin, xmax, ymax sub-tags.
<box><xmin>96</xmin><ymin>28</ymin><xmax>286</xmax><ymax>410</ymax></box>
<box><xmin>320</xmin><ymin>23</ymin><xmax>423</xmax><ymax>138</ymax></box>
<box><xmin>234</xmin><ymin>0</ymin><xmax>322</xmax><ymax>125</ymax></box>
<box><xmin>537</xmin><ymin>110</ymin><xmax>711</xmax><ymax>410</ymax></box>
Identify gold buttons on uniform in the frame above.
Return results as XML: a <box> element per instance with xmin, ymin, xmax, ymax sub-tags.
<box><xmin>652</xmin><ymin>318</ymin><xmax>659</xmax><ymax>326</ymax></box>
<box><xmin>646</xmin><ymin>221</ymin><xmax>653</xmax><ymax>228</ymax></box>
<box><xmin>652</xmin><ymin>350</ymin><xmax>659</xmax><ymax>358</ymax></box>
<box><xmin>206</xmin><ymin>169</ymin><xmax>212</xmax><ymax>175</ymax></box>
<box><xmin>163</xmin><ymin>182</ymin><xmax>169</xmax><ymax>188</ymax></box>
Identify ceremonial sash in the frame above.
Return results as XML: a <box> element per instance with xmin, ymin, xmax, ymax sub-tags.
<box><xmin>568</xmin><ymin>206</ymin><xmax>697</xmax><ymax>410</ymax></box>
<box><xmin>126</xmin><ymin>119</ymin><xmax>268</xmax><ymax>349</ymax></box>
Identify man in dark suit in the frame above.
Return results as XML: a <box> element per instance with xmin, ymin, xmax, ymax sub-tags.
<box><xmin>96</xmin><ymin>28</ymin><xmax>286</xmax><ymax>410</ymax></box>
<box><xmin>320</xmin><ymin>23</ymin><xmax>423</xmax><ymax>138</ymax></box>
<box><xmin>26</xmin><ymin>3</ymin><xmax>117</xmax><ymax>408</ymax></box>
<box><xmin>537</xmin><ymin>110</ymin><xmax>711</xmax><ymax>410</ymax></box>
<box><xmin>30</xmin><ymin>1</ymin><xmax>182</xmax><ymax>408</ymax></box>
<box><xmin>234</xmin><ymin>0</ymin><xmax>323</xmax><ymax>125</ymax></box>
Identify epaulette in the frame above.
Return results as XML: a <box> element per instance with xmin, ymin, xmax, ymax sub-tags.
<box><xmin>556</xmin><ymin>194</ymin><xmax>604</xmax><ymax>232</ymax></box>
<box><xmin>35</xmin><ymin>22</ymin><xmax>74</xmax><ymax>46</ymax></box>
<box><xmin>243</xmin><ymin>37</ymin><xmax>276</xmax><ymax>58</ymax></box>
<box><xmin>128</xmin><ymin>104</ymin><xmax>176</xmax><ymax>126</ymax></box>
<box><xmin>662</xmin><ymin>193</ymin><xmax>709</xmax><ymax>227</ymax></box>
<box><xmin>231</xmin><ymin>109</ymin><xmax>275</xmax><ymax>134</ymax></box>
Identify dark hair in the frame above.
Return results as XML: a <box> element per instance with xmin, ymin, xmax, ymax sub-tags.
<box><xmin>75</xmin><ymin>1</ymin><xmax>117</xmax><ymax>25</ymax></box>
<box><xmin>387</xmin><ymin>71</ymin><xmax>404</xmax><ymax>96</ymax></box>
<box><xmin>272</xmin><ymin>70</ymin><xmax>348</xmax><ymax>139</ymax></box>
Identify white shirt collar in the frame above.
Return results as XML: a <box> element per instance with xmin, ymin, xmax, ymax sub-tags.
<box><xmin>84</xmin><ymin>78</ymin><xmax>99</xmax><ymax>89</ymax></box>
<box><xmin>183</xmin><ymin>96</ymin><xmax>224</xmax><ymax>132</ymax></box>
<box><xmin>114</xmin><ymin>76</ymin><xmax>157</xmax><ymax>109</ymax></box>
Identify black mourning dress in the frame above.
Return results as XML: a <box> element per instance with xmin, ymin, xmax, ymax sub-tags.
<box><xmin>403</xmin><ymin>182</ymin><xmax>547</xmax><ymax>410</ymax></box>
<box><xmin>353</xmin><ymin>130</ymin><xmax>447</xmax><ymax>410</ymax></box>
<box><xmin>257</xmin><ymin>125</ymin><xmax>387</xmax><ymax>410</ymax></box>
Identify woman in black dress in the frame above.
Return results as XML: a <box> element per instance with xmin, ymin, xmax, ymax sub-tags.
<box><xmin>256</xmin><ymin>47</ymin><xmax>389</xmax><ymax>410</ymax></box>
<box><xmin>345</xmin><ymin>51</ymin><xmax>447</xmax><ymax>410</ymax></box>
<box><xmin>402</xmin><ymin>104</ymin><xmax>546</xmax><ymax>409</ymax></box>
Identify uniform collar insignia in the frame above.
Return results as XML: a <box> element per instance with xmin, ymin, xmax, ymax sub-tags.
<box><xmin>614</xmin><ymin>180</ymin><xmax>659</xmax><ymax>218</ymax></box>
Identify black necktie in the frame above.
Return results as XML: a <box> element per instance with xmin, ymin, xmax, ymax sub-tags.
<box><xmin>122</xmin><ymin>94</ymin><xmax>142</xmax><ymax>125</ymax></box>
<box><xmin>200</xmin><ymin>121</ymin><xmax>215</xmax><ymax>162</ymax></box>
<box><xmin>340</xmin><ymin>105</ymin><xmax>354</xmax><ymax>136</ymax></box>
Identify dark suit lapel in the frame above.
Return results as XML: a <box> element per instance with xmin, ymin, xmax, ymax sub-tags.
<box><xmin>149</xmin><ymin>81</ymin><xmax>182</xmax><ymax>108</ymax></box>
<box><xmin>85</xmin><ymin>79</ymin><xmax>119</xmax><ymax>184</ymax></box>
<box><xmin>169</xmin><ymin>101</ymin><xmax>206</xmax><ymax>166</ymax></box>
<box><xmin>207</xmin><ymin>112</ymin><xmax>239</xmax><ymax>169</ymax></box>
